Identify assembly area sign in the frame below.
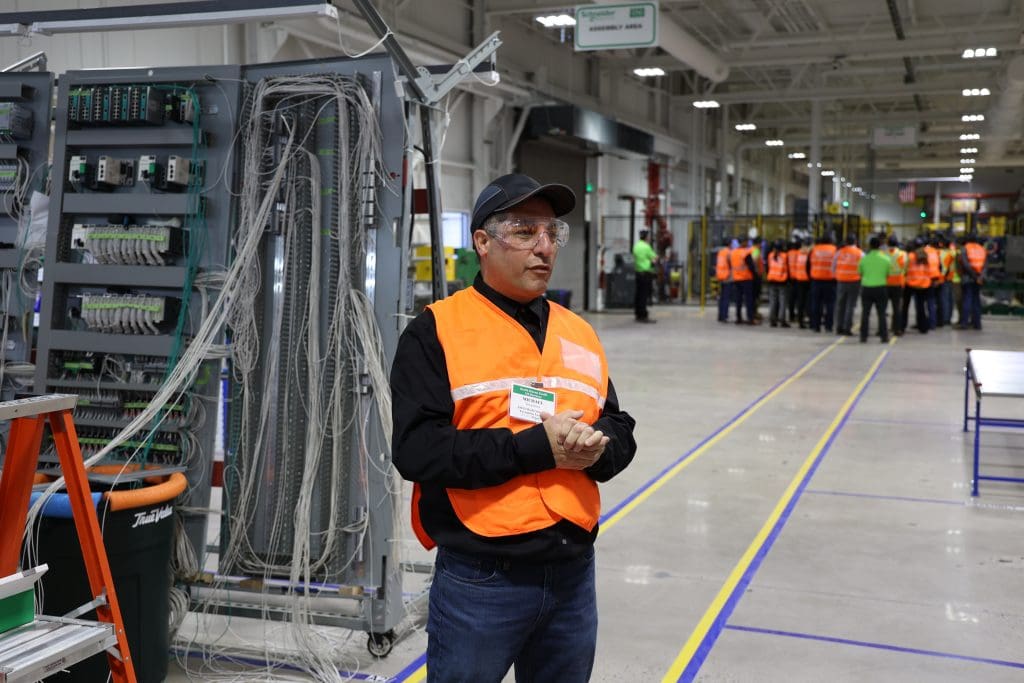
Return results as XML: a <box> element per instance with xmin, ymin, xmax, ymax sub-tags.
<box><xmin>575</xmin><ymin>3</ymin><xmax>659</xmax><ymax>51</ymax></box>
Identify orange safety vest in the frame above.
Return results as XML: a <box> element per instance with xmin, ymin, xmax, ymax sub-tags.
<box><xmin>886</xmin><ymin>249</ymin><xmax>906</xmax><ymax>287</ymax></box>
<box><xmin>965</xmin><ymin>242</ymin><xmax>987</xmax><ymax>274</ymax></box>
<box><xmin>809</xmin><ymin>244</ymin><xmax>837</xmax><ymax>280</ymax></box>
<box><xmin>413</xmin><ymin>287</ymin><xmax>606</xmax><ymax>549</ymax></box>
<box><xmin>730</xmin><ymin>247</ymin><xmax>754</xmax><ymax>281</ymax></box>
<box><xmin>789</xmin><ymin>249</ymin><xmax>810</xmax><ymax>282</ymax></box>
<box><xmin>906</xmin><ymin>251</ymin><xmax>931</xmax><ymax>289</ymax></box>
<box><xmin>923</xmin><ymin>245</ymin><xmax>941</xmax><ymax>283</ymax></box>
<box><xmin>715</xmin><ymin>248</ymin><xmax>731</xmax><ymax>281</ymax></box>
<box><xmin>766</xmin><ymin>252</ymin><xmax>788</xmax><ymax>283</ymax></box>
<box><xmin>834</xmin><ymin>245</ymin><xmax>863</xmax><ymax>283</ymax></box>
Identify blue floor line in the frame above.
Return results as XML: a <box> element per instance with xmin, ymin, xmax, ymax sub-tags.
<box><xmin>678</xmin><ymin>348</ymin><xmax>892</xmax><ymax>682</ymax></box>
<box><xmin>724</xmin><ymin>624</ymin><xmax>1024</xmax><ymax>671</ymax></box>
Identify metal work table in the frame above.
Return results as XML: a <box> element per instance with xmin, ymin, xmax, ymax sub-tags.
<box><xmin>963</xmin><ymin>349</ymin><xmax>1024</xmax><ymax>495</ymax></box>
<box><xmin>0</xmin><ymin>615</ymin><xmax>117</xmax><ymax>682</ymax></box>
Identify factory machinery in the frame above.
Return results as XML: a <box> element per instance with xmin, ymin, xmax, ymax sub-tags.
<box><xmin>12</xmin><ymin>54</ymin><xmax>410</xmax><ymax>678</ymax></box>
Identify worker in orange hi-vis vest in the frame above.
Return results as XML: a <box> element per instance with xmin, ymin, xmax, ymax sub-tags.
<box><xmin>923</xmin><ymin>234</ymin><xmax>942</xmax><ymax>331</ymax></box>
<box><xmin>906</xmin><ymin>237</ymin><xmax>933</xmax><ymax>333</ymax></box>
<box><xmin>885</xmin><ymin>235</ymin><xmax>908</xmax><ymax>336</ymax></box>
<box><xmin>730</xmin><ymin>236</ymin><xmax>758</xmax><ymax>324</ymax></box>
<box><xmin>391</xmin><ymin>173</ymin><xmax>638</xmax><ymax>682</ymax></box>
<box><xmin>808</xmin><ymin>234</ymin><xmax>838</xmax><ymax>333</ymax></box>
<box><xmin>959</xmin><ymin>232</ymin><xmax>988</xmax><ymax>330</ymax></box>
<box><xmin>833</xmin><ymin>234</ymin><xmax>864</xmax><ymax>336</ymax></box>
<box><xmin>786</xmin><ymin>237</ymin><xmax>810</xmax><ymax>328</ymax></box>
<box><xmin>766</xmin><ymin>239</ymin><xmax>790</xmax><ymax>328</ymax></box>
<box><xmin>715</xmin><ymin>236</ymin><xmax>733</xmax><ymax>323</ymax></box>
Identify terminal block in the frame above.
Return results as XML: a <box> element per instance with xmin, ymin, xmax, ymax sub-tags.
<box><xmin>74</xmin><ymin>294</ymin><xmax>179</xmax><ymax>335</ymax></box>
<box><xmin>71</xmin><ymin>223</ymin><xmax>183</xmax><ymax>266</ymax></box>
<box><xmin>0</xmin><ymin>162</ymin><xmax>17</xmax><ymax>191</ymax></box>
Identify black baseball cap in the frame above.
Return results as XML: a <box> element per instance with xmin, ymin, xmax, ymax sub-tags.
<box><xmin>470</xmin><ymin>173</ymin><xmax>576</xmax><ymax>231</ymax></box>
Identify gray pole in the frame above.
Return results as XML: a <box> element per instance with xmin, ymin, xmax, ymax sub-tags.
<box><xmin>933</xmin><ymin>181</ymin><xmax>941</xmax><ymax>226</ymax></box>
<box><xmin>717</xmin><ymin>105</ymin><xmax>729</xmax><ymax>215</ymax></box>
<box><xmin>808</xmin><ymin>98</ymin><xmax>823</xmax><ymax>219</ymax></box>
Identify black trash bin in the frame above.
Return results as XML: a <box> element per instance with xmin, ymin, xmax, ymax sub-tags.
<box><xmin>31</xmin><ymin>469</ymin><xmax>185</xmax><ymax>683</ymax></box>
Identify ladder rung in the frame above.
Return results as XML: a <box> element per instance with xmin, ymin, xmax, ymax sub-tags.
<box><xmin>0</xmin><ymin>395</ymin><xmax>78</xmax><ymax>421</ymax></box>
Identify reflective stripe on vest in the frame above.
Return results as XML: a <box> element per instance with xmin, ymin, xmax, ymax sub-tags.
<box><xmin>730</xmin><ymin>247</ymin><xmax>753</xmax><ymax>281</ymax></box>
<box><xmin>886</xmin><ymin>249</ymin><xmax>906</xmax><ymax>287</ymax></box>
<box><xmin>414</xmin><ymin>287</ymin><xmax>606</xmax><ymax>548</ymax></box>
<box><xmin>965</xmin><ymin>242</ymin><xmax>986</xmax><ymax>273</ymax></box>
<box><xmin>906</xmin><ymin>252</ymin><xmax>931</xmax><ymax>288</ymax></box>
<box><xmin>834</xmin><ymin>245</ymin><xmax>863</xmax><ymax>282</ymax></box>
<box><xmin>810</xmin><ymin>245</ymin><xmax>836</xmax><ymax>280</ymax></box>
<box><xmin>715</xmin><ymin>248</ymin><xmax>731</xmax><ymax>281</ymax></box>
<box><xmin>766</xmin><ymin>252</ymin><xmax>788</xmax><ymax>282</ymax></box>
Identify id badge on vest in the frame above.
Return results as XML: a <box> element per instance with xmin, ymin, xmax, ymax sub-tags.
<box><xmin>509</xmin><ymin>383</ymin><xmax>555</xmax><ymax>423</ymax></box>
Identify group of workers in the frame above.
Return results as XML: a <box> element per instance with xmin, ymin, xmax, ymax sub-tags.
<box><xmin>715</xmin><ymin>231</ymin><xmax>989</xmax><ymax>341</ymax></box>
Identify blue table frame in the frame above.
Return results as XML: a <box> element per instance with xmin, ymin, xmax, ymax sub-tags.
<box><xmin>963</xmin><ymin>348</ymin><xmax>1024</xmax><ymax>496</ymax></box>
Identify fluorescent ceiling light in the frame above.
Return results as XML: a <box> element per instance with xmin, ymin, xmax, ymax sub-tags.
<box><xmin>962</xmin><ymin>114</ymin><xmax>985</xmax><ymax>122</ymax></box>
<box><xmin>765</xmin><ymin>139</ymin><xmax>784</xmax><ymax>146</ymax></box>
<box><xmin>536</xmin><ymin>14</ymin><xmax>576</xmax><ymax>27</ymax></box>
<box><xmin>962</xmin><ymin>88</ymin><xmax>991</xmax><ymax>97</ymax></box>
<box><xmin>960</xmin><ymin>133</ymin><xmax>981</xmax><ymax>140</ymax></box>
<box><xmin>788</xmin><ymin>152</ymin><xmax>806</xmax><ymax>159</ymax></box>
<box><xmin>633</xmin><ymin>67</ymin><xmax>665</xmax><ymax>77</ymax></box>
<box><xmin>958</xmin><ymin>175</ymin><xmax>974</xmax><ymax>181</ymax></box>
<box><xmin>960</xmin><ymin>147</ymin><xmax>979</xmax><ymax>153</ymax></box>
<box><xmin>735</xmin><ymin>123</ymin><xmax>757</xmax><ymax>131</ymax></box>
<box><xmin>960</xmin><ymin>167</ymin><xmax>974</xmax><ymax>173</ymax></box>
<box><xmin>821</xmin><ymin>170</ymin><xmax>835</xmax><ymax>176</ymax></box>
<box><xmin>693</xmin><ymin>100</ymin><xmax>720</xmax><ymax>108</ymax></box>
<box><xmin>960</xmin><ymin>158</ymin><xmax>976</xmax><ymax>164</ymax></box>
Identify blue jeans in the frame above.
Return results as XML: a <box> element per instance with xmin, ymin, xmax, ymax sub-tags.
<box><xmin>427</xmin><ymin>548</ymin><xmax>597</xmax><ymax>683</ymax></box>
<box><xmin>718</xmin><ymin>281</ymin><xmax>732</xmax><ymax>321</ymax></box>
<box><xmin>809</xmin><ymin>279</ymin><xmax>836</xmax><ymax>331</ymax></box>
<box><xmin>962</xmin><ymin>281</ymin><xmax>983</xmax><ymax>329</ymax></box>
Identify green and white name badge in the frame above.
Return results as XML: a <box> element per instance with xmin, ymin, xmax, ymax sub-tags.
<box><xmin>509</xmin><ymin>383</ymin><xmax>555</xmax><ymax>423</ymax></box>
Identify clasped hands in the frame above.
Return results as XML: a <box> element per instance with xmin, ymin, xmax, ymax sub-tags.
<box><xmin>540</xmin><ymin>409</ymin><xmax>610</xmax><ymax>470</ymax></box>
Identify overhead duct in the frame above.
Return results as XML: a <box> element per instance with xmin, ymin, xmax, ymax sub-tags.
<box><xmin>591</xmin><ymin>0</ymin><xmax>728</xmax><ymax>82</ymax></box>
<box><xmin>981</xmin><ymin>55</ymin><xmax>1024</xmax><ymax>163</ymax></box>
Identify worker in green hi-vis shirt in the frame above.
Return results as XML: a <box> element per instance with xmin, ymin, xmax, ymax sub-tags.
<box><xmin>633</xmin><ymin>229</ymin><xmax>658</xmax><ymax>323</ymax></box>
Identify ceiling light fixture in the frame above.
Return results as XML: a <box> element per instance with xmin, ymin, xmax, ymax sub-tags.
<box><xmin>693</xmin><ymin>100</ymin><xmax>720</xmax><ymax>108</ymax></box>
<box><xmin>788</xmin><ymin>152</ymin><xmax>806</xmax><ymax>159</ymax></box>
<box><xmin>536</xmin><ymin>14</ymin><xmax>576</xmax><ymax>27</ymax></box>
<box><xmin>735</xmin><ymin>123</ymin><xmax>757</xmax><ymax>131</ymax></box>
<box><xmin>821</xmin><ymin>170</ymin><xmax>835</xmax><ymax>177</ymax></box>
<box><xmin>960</xmin><ymin>167</ymin><xmax>975</xmax><ymax>173</ymax></box>
<box><xmin>958</xmin><ymin>174</ymin><xmax>974</xmax><ymax>181</ymax></box>
<box><xmin>633</xmin><ymin>67</ymin><xmax>665</xmax><ymax>77</ymax></box>
<box><xmin>765</xmin><ymin>139</ymin><xmax>784</xmax><ymax>146</ymax></box>
<box><xmin>962</xmin><ymin>47</ymin><xmax>998</xmax><ymax>59</ymax></box>
<box><xmin>960</xmin><ymin>158</ymin><xmax>976</xmax><ymax>164</ymax></box>
<box><xmin>962</xmin><ymin>88</ymin><xmax>991</xmax><ymax>97</ymax></box>
<box><xmin>962</xmin><ymin>114</ymin><xmax>986</xmax><ymax>122</ymax></box>
<box><xmin>960</xmin><ymin>133</ymin><xmax>981</xmax><ymax>140</ymax></box>
<box><xmin>960</xmin><ymin>147</ymin><xmax>979</xmax><ymax>154</ymax></box>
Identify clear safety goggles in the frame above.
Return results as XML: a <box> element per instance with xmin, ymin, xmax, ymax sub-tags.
<box><xmin>487</xmin><ymin>217</ymin><xmax>570</xmax><ymax>250</ymax></box>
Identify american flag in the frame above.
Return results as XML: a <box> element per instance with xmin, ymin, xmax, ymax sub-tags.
<box><xmin>897</xmin><ymin>181</ymin><xmax>916</xmax><ymax>203</ymax></box>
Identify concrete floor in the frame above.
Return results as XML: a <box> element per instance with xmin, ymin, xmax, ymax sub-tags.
<box><xmin>167</xmin><ymin>306</ymin><xmax>1024</xmax><ymax>682</ymax></box>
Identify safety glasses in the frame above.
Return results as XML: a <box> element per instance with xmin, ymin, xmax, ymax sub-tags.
<box><xmin>486</xmin><ymin>217</ymin><xmax>570</xmax><ymax>250</ymax></box>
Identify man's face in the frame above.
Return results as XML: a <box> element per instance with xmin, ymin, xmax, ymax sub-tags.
<box><xmin>474</xmin><ymin>196</ymin><xmax>559</xmax><ymax>303</ymax></box>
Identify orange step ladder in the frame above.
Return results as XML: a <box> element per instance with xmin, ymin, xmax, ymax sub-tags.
<box><xmin>0</xmin><ymin>395</ymin><xmax>137</xmax><ymax>683</ymax></box>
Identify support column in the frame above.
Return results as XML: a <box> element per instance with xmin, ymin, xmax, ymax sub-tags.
<box><xmin>933</xmin><ymin>182</ymin><xmax>942</xmax><ymax>226</ymax></box>
<box><xmin>717</xmin><ymin>106</ymin><xmax>729</xmax><ymax>215</ymax></box>
<box><xmin>866</xmin><ymin>144</ymin><xmax>876</xmax><ymax>222</ymax></box>
<box><xmin>690</xmin><ymin>111</ymin><xmax>701</xmax><ymax>215</ymax></box>
<box><xmin>808</xmin><ymin>98</ymin><xmax>823</xmax><ymax>219</ymax></box>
